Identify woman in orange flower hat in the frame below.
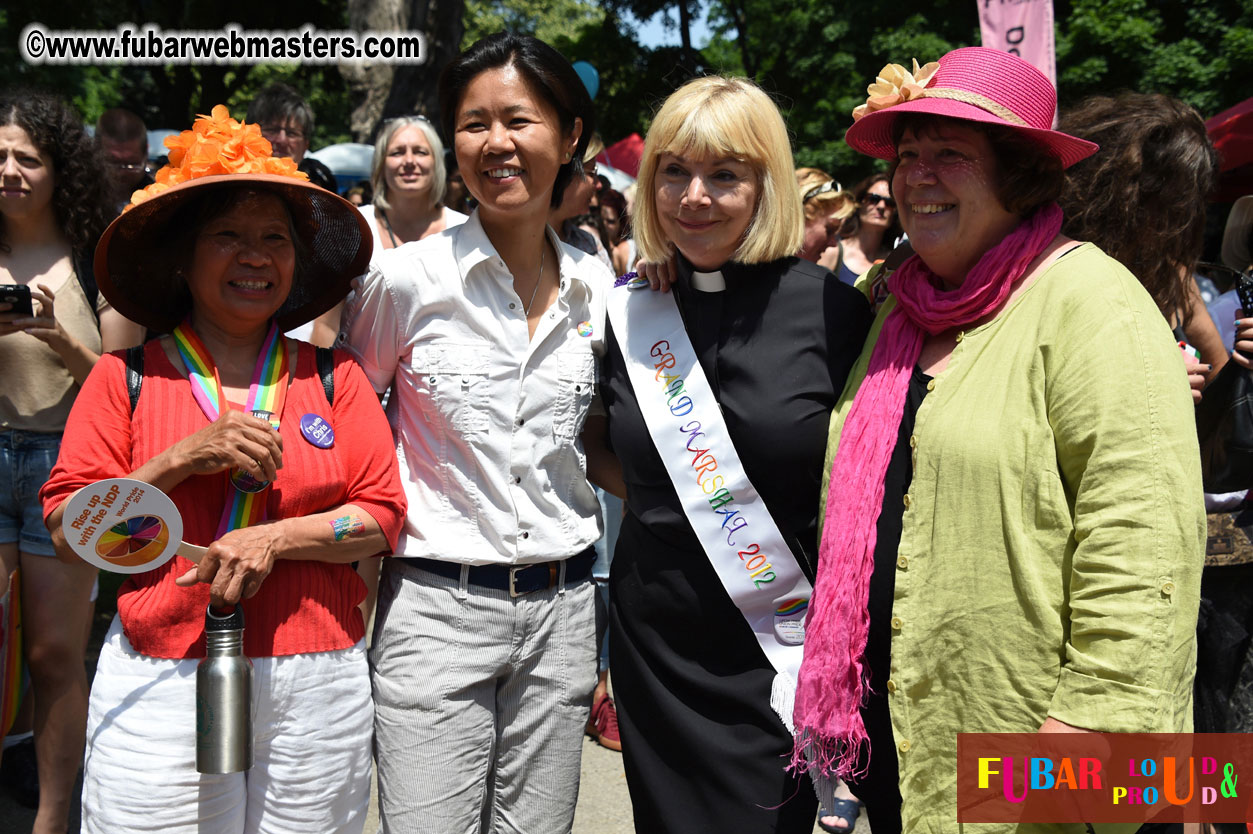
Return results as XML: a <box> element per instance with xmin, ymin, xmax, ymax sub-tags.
<box><xmin>40</xmin><ymin>106</ymin><xmax>406</xmax><ymax>834</ymax></box>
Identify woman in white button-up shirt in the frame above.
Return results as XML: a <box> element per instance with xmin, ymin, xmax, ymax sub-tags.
<box><xmin>341</xmin><ymin>32</ymin><xmax>614</xmax><ymax>834</ymax></box>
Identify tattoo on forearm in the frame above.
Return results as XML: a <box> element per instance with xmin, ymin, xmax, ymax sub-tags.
<box><xmin>330</xmin><ymin>514</ymin><xmax>366</xmax><ymax>542</ymax></box>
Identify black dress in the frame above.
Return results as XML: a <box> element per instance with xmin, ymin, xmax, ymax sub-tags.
<box><xmin>601</xmin><ymin>256</ymin><xmax>871</xmax><ymax>834</ymax></box>
<box><xmin>844</xmin><ymin>365</ymin><xmax>931</xmax><ymax>834</ymax></box>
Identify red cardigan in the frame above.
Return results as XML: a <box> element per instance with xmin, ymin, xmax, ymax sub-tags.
<box><xmin>41</xmin><ymin>340</ymin><xmax>406</xmax><ymax>659</ymax></box>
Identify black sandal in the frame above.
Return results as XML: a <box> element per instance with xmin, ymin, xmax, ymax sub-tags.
<box><xmin>817</xmin><ymin>797</ymin><xmax>862</xmax><ymax>833</ymax></box>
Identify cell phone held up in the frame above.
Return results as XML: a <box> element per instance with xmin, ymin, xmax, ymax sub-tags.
<box><xmin>1237</xmin><ymin>272</ymin><xmax>1253</xmax><ymax>321</ymax></box>
<box><xmin>1234</xmin><ymin>272</ymin><xmax>1253</xmax><ymax>362</ymax></box>
<box><xmin>0</xmin><ymin>284</ymin><xmax>33</xmax><ymax>317</ymax></box>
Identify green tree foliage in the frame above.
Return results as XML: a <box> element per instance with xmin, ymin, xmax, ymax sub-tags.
<box><xmin>605</xmin><ymin>0</ymin><xmax>703</xmax><ymax>63</ymax></box>
<box><xmin>550</xmin><ymin>13</ymin><xmax>696</xmax><ymax>143</ymax></box>
<box><xmin>1055</xmin><ymin>0</ymin><xmax>1253</xmax><ymax>117</ymax></box>
<box><xmin>461</xmin><ymin>0</ymin><xmax>703</xmax><ymax>146</ymax></box>
<box><xmin>0</xmin><ymin>0</ymin><xmax>354</xmax><ymax>146</ymax></box>
<box><xmin>1</xmin><ymin>0</ymin><xmax>1250</xmax><ymax>182</ymax></box>
<box><xmin>463</xmin><ymin>0</ymin><xmax>605</xmax><ymax>47</ymax></box>
<box><xmin>685</xmin><ymin>0</ymin><xmax>1253</xmax><ymax>184</ymax></box>
<box><xmin>700</xmin><ymin>0</ymin><xmax>976</xmax><ymax>182</ymax></box>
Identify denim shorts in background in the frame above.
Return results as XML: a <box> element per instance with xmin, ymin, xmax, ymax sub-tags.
<box><xmin>0</xmin><ymin>429</ymin><xmax>62</xmax><ymax>556</ymax></box>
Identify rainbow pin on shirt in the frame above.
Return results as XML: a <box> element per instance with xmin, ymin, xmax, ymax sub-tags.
<box><xmin>773</xmin><ymin>597</ymin><xmax>809</xmax><ymax>646</ymax></box>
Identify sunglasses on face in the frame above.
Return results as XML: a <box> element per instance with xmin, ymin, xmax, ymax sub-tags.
<box><xmin>862</xmin><ymin>193</ymin><xmax>896</xmax><ymax>209</ymax></box>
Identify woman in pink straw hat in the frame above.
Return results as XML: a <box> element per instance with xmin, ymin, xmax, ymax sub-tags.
<box><xmin>797</xmin><ymin>46</ymin><xmax>1204</xmax><ymax>832</ymax></box>
<box><xmin>39</xmin><ymin>106</ymin><xmax>405</xmax><ymax>834</ymax></box>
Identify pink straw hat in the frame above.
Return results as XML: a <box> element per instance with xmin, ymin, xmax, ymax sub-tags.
<box><xmin>844</xmin><ymin>46</ymin><xmax>1098</xmax><ymax>169</ymax></box>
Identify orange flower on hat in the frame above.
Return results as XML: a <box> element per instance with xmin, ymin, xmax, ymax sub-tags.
<box><xmin>163</xmin><ymin>130</ymin><xmax>195</xmax><ymax>169</ymax></box>
<box><xmin>124</xmin><ymin>104</ymin><xmax>309</xmax><ymax>212</ymax></box>
<box><xmin>153</xmin><ymin>166</ymin><xmax>186</xmax><ymax>187</ymax></box>
<box><xmin>198</xmin><ymin>104</ymin><xmax>237</xmax><ymax>138</ymax></box>
<box><xmin>263</xmin><ymin>156</ymin><xmax>304</xmax><ymax>178</ymax></box>
<box><xmin>184</xmin><ymin>138</ymin><xmax>226</xmax><ymax>177</ymax></box>
<box><xmin>852</xmin><ymin>59</ymin><xmax>940</xmax><ymax>122</ymax></box>
<box><xmin>219</xmin><ymin>126</ymin><xmax>273</xmax><ymax>174</ymax></box>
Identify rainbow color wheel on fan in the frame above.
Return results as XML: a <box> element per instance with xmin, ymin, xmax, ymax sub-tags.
<box><xmin>95</xmin><ymin>515</ymin><xmax>171</xmax><ymax>567</ymax></box>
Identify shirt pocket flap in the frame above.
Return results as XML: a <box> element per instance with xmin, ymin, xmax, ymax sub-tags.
<box><xmin>412</xmin><ymin>342</ymin><xmax>491</xmax><ymax>376</ymax></box>
<box><xmin>557</xmin><ymin>350</ymin><xmax>596</xmax><ymax>384</ymax></box>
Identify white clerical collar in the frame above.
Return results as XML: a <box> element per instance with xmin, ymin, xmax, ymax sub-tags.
<box><xmin>691</xmin><ymin>270</ymin><xmax>726</xmax><ymax>292</ymax></box>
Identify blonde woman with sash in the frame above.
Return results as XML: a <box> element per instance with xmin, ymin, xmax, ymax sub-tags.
<box><xmin>595</xmin><ymin>76</ymin><xmax>871</xmax><ymax>833</ymax></box>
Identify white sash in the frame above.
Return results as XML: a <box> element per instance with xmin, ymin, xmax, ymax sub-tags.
<box><xmin>606</xmin><ymin>275</ymin><xmax>814</xmax><ymax>732</ymax></box>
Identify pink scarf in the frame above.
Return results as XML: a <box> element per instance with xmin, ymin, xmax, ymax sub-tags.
<box><xmin>792</xmin><ymin>203</ymin><xmax>1063</xmax><ymax>778</ymax></box>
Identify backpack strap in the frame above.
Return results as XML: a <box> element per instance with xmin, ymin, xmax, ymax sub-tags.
<box><xmin>125</xmin><ymin>345</ymin><xmax>144</xmax><ymax>414</ymax></box>
<box><xmin>74</xmin><ymin>249</ymin><xmax>101</xmax><ymax>324</ymax></box>
<box><xmin>316</xmin><ymin>346</ymin><xmax>336</xmax><ymax>407</ymax></box>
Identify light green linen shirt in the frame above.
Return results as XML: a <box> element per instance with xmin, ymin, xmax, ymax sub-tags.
<box><xmin>825</xmin><ymin>244</ymin><xmax>1204</xmax><ymax>833</ymax></box>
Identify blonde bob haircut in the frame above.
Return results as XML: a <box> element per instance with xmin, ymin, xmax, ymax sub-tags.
<box><xmin>634</xmin><ymin>76</ymin><xmax>804</xmax><ymax>265</ymax></box>
<box><xmin>584</xmin><ymin>132</ymin><xmax>605</xmax><ymax>164</ymax></box>
<box><xmin>371</xmin><ymin>116</ymin><xmax>447</xmax><ymax>213</ymax></box>
<box><xmin>796</xmin><ymin>167</ymin><xmax>855</xmax><ymax>223</ymax></box>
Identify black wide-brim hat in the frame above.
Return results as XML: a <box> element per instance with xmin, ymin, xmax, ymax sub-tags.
<box><xmin>95</xmin><ymin>172</ymin><xmax>372</xmax><ymax>334</ymax></box>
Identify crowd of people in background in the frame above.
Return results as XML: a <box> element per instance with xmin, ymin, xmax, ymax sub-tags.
<box><xmin>0</xmin><ymin>27</ymin><xmax>1249</xmax><ymax>834</ymax></box>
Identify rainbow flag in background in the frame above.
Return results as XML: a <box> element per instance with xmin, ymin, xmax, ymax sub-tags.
<box><xmin>1</xmin><ymin>568</ymin><xmax>26</xmax><ymax>736</ymax></box>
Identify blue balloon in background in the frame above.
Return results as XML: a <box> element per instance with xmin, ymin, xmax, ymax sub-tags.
<box><xmin>573</xmin><ymin>61</ymin><xmax>599</xmax><ymax>100</ymax></box>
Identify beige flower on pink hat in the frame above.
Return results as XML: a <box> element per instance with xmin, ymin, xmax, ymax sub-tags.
<box><xmin>852</xmin><ymin>59</ymin><xmax>940</xmax><ymax>122</ymax></box>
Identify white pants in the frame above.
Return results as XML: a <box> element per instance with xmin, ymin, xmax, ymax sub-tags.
<box><xmin>82</xmin><ymin>616</ymin><xmax>373</xmax><ymax>834</ymax></box>
<box><xmin>371</xmin><ymin>558</ymin><xmax>598</xmax><ymax>834</ymax></box>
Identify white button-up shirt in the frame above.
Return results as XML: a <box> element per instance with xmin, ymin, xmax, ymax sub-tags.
<box><xmin>341</xmin><ymin>210</ymin><xmax>609</xmax><ymax>565</ymax></box>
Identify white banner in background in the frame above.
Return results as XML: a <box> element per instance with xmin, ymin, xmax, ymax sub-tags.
<box><xmin>978</xmin><ymin>0</ymin><xmax>1057</xmax><ymax>94</ymax></box>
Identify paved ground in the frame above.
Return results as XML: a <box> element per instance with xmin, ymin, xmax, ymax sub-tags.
<box><xmin>0</xmin><ymin>578</ymin><xmax>867</xmax><ymax>833</ymax></box>
<box><xmin>572</xmin><ymin>738</ymin><xmax>866</xmax><ymax>834</ymax></box>
<box><xmin>1</xmin><ymin>736</ymin><xmax>867</xmax><ymax>833</ymax></box>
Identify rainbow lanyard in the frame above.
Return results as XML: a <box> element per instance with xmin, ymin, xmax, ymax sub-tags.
<box><xmin>172</xmin><ymin>320</ymin><xmax>289</xmax><ymax>536</ymax></box>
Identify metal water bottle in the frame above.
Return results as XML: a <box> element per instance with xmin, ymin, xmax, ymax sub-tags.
<box><xmin>196</xmin><ymin>604</ymin><xmax>253</xmax><ymax>773</ymax></box>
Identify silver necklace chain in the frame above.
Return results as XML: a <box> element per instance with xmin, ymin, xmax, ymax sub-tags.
<box><xmin>523</xmin><ymin>243</ymin><xmax>547</xmax><ymax>316</ymax></box>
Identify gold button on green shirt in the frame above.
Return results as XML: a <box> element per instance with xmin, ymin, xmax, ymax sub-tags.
<box><xmin>825</xmin><ymin>244</ymin><xmax>1204</xmax><ymax>833</ymax></box>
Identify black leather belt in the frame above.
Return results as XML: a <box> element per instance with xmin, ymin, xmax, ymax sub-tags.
<box><xmin>404</xmin><ymin>547</ymin><xmax>596</xmax><ymax>597</ymax></box>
